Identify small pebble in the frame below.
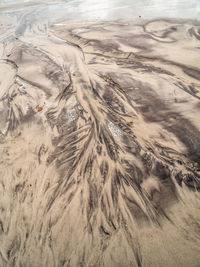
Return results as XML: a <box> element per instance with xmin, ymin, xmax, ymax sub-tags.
<box><xmin>36</xmin><ymin>106</ymin><xmax>43</xmax><ymax>112</ymax></box>
<box><xmin>127</xmin><ymin>121</ymin><xmax>133</xmax><ymax>127</ymax></box>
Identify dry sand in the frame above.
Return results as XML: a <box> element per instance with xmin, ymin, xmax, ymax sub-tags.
<box><xmin>0</xmin><ymin>15</ymin><xmax>200</xmax><ymax>267</ymax></box>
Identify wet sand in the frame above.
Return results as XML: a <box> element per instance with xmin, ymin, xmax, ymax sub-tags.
<box><xmin>1</xmin><ymin>4</ymin><xmax>200</xmax><ymax>267</ymax></box>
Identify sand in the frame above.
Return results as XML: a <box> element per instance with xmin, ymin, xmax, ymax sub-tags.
<box><xmin>0</xmin><ymin>5</ymin><xmax>200</xmax><ymax>267</ymax></box>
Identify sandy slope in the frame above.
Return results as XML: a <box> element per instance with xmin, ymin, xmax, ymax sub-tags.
<box><xmin>0</xmin><ymin>16</ymin><xmax>200</xmax><ymax>267</ymax></box>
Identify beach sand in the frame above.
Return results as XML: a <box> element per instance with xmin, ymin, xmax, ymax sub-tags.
<box><xmin>0</xmin><ymin>10</ymin><xmax>200</xmax><ymax>267</ymax></box>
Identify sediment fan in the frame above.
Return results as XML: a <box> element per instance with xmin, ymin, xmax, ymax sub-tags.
<box><xmin>0</xmin><ymin>18</ymin><xmax>200</xmax><ymax>267</ymax></box>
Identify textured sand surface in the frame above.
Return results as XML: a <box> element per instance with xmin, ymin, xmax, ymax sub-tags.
<box><xmin>0</xmin><ymin>7</ymin><xmax>200</xmax><ymax>267</ymax></box>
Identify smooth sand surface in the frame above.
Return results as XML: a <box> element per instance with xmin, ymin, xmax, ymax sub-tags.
<box><xmin>0</xmin><ymin>1</ymin><xmax>200</xmax><ymax>266</ymax></box>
